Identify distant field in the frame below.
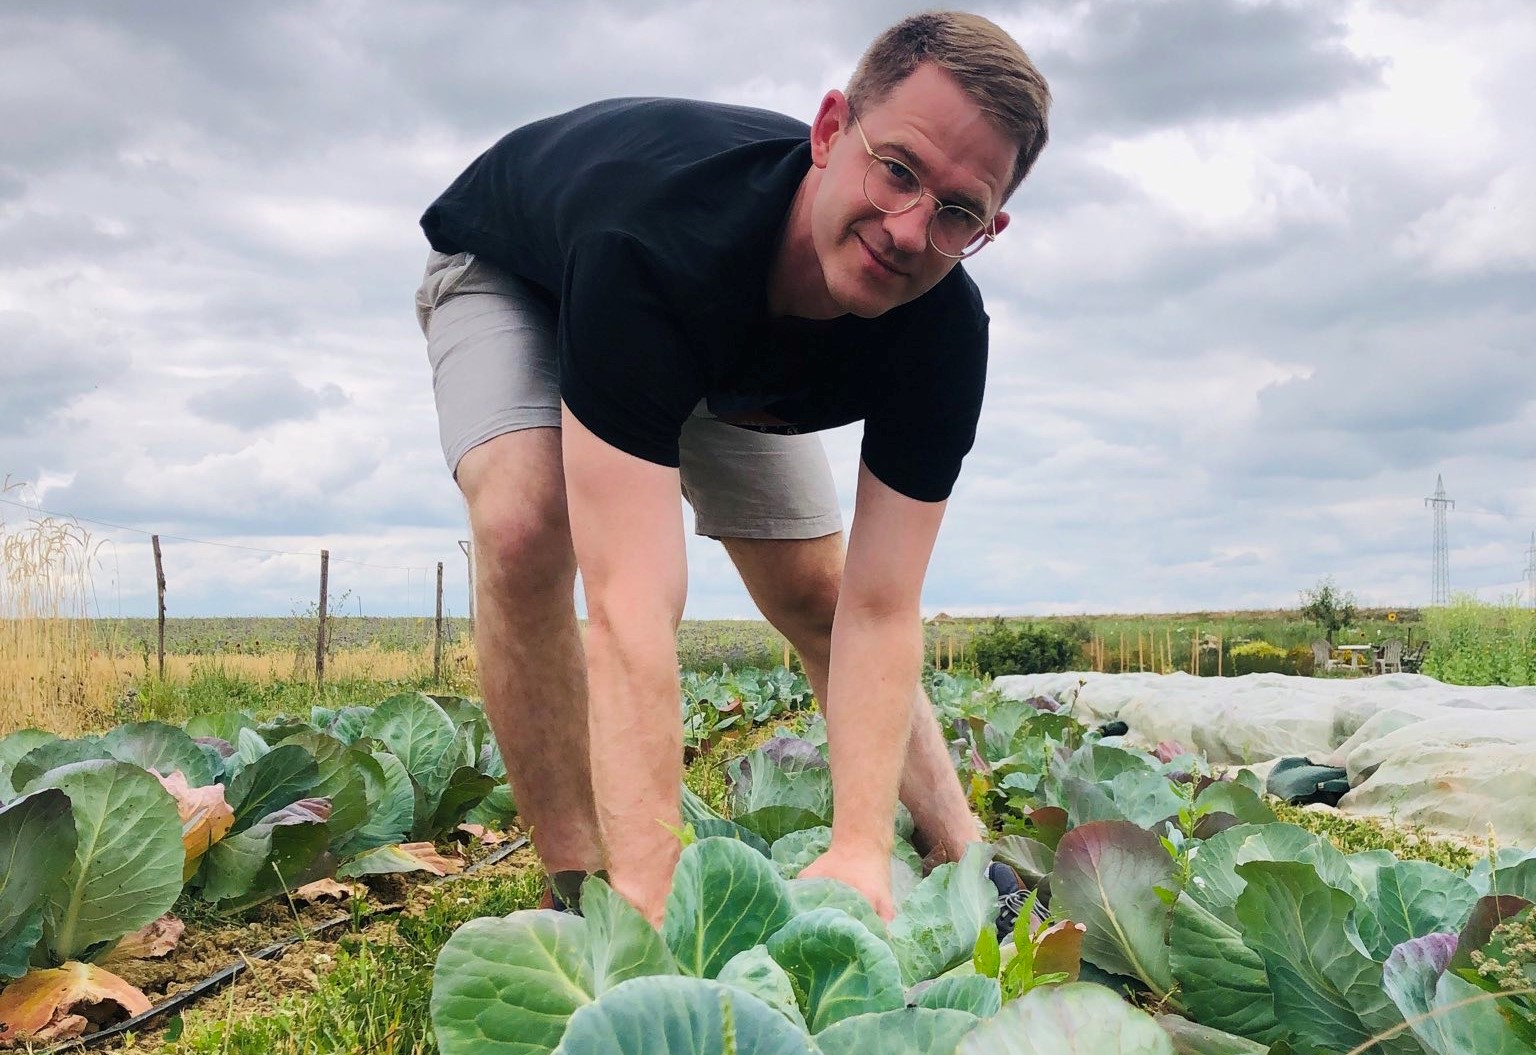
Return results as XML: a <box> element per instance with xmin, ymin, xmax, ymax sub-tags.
<box><xmin>92</xmin><ymin>615</ymin><xmax>472</xmax><ymax>655</ymax></box>
<box><xmin>91</xmin><ymin>607</ymin><xmax>1424</xmax><ymax>668</ymax></box>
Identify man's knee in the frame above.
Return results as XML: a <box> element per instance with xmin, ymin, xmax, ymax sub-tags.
<box><xmin>728</xmin><ymin>537</ymin><xmax>843</xmax><ymax>643</ymax></box>
<box><xmin>471</xmin><ymin>496</ymin><xmax>576</xmax><ymax>595</ymax></box>
<box><xmin>459</xmin><ymin>433</ymin><xmax>575</xmax><ymax>595</ymax></box>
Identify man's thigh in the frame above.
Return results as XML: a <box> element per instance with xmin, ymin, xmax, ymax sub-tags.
<box><xmin>677</xmin><ymin>414</ymin><xmax>843</xmax><ymax>540</ymax></box>
<box><xmin>417</xmin><ymin>250</ymin><xmax>561</xmax><ymax>480</ymax></box>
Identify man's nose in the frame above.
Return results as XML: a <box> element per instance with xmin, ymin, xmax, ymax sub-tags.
<box><xmin>883</xmin><ymin>201</ymin><xmax>932</xmax><ymax>257</ymax></box>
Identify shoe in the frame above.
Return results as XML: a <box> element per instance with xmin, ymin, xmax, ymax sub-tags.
<box><xmin>988</xmin><ymin>861</ymin><xmax>1047</xmax><ymax>942</ymax></box>
<box><xmin>540</xmin><ymin>869</ymin><xmax>594</xmax><ymax>914</ymax></box>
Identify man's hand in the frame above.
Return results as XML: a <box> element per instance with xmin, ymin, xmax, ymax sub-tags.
<box><xmin>797</xmin><ymin>844</ymin><xmax>896</xmax><ymax>922</ymax></box>
<box><xmin>609</xmin><ymin>871</ymin><xmax>671</xmax><ymax>929</ymax></box>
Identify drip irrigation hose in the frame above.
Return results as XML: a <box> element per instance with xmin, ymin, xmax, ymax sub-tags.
<box><xmin>41</xmin><ymin>835</ymin><xmax>530</xmax><ymax>1054</ymax></box>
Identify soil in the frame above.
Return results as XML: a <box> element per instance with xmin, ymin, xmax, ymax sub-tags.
<box><xmin>74</xmin><ymin>831</ymin><xmax>538</xmax><ymax>1054</ymax></box>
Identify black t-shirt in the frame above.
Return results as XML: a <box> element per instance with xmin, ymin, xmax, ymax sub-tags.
<box><xmin>421</xmin><ymin>97</ymin><xmax>988</xmax><ymax>502</ymax></box>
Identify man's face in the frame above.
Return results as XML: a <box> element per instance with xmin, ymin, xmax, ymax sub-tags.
<box><xmin>808</xmin><ymin>63</ymin><xmax>1016</xmax><ymax>319</ymax></box>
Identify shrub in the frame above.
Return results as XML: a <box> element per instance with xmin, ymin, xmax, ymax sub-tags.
<box><xmin>968</xmin><ymin>620</ymin><xmax>1078</xmax><ymax>677</ymax></box>
<box><xmin>1229</xmin><ymin>641</ymin><xmax>1286</xmax><ymax>659</ymax></box>
<box><xmin>1300</xmin><ymin>577</ymin><xmax>1358</xmax><ymax>644</ymax></box>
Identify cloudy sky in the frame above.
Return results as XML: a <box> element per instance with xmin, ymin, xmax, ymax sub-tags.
<box><xmin>2</xmin><ymin>0</ymin><xmax>1532</xmax><ymax>620</ymax></box>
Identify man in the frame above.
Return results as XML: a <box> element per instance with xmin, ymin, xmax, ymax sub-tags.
<box><xmin>416</xmin><ymin>11</ymin><xmax>1049</xmax><ymax>925</ymax></box>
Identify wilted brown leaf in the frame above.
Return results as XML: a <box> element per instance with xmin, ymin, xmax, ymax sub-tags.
<box><xmin>152</xmin><ymin>770</ymin><xmax>235</xmax><ymax>881</ymax></box>
<box><xmin>0</xmin><ymin>962</ymin><xmax>151</xmax><ymax>1045</ymax></box>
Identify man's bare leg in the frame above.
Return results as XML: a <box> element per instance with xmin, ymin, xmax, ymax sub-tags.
<box><xmin>721</xmin><ymin>534</ymin><xmax>980</xmax><ymax>864</ymax></box>
<box><xmin>457</xmin><ymin>429</ymin><xmax>604</xmax><ymax>877</ymax></box>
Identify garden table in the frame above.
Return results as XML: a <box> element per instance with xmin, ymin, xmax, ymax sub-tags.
<box><xmin>1335</xmin><ymin>644</ymin><xmax>1372</xmax><ymax>671</ymax></box>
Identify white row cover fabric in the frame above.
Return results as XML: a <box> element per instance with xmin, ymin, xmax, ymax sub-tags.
<box><xmin>993</xmin><ymin>671</ymin><xmax>1536</xmax><ymax>850</ymax></box>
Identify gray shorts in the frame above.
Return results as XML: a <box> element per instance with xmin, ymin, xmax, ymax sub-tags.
<box><xmin>416</xmin><ymin>250</ymin><xmax>842</xmax><ymax>540</ymax></box>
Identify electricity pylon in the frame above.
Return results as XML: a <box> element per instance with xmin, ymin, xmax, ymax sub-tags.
<box><xmin>1425</xmin><ymin>475</ymin><xmax>1454</xmax><ymax>606</ymax></box>
<box><xmin>1526</xmin><ymin>531</ymin><xmax>1535</xmax><ymax>609</ymax></box>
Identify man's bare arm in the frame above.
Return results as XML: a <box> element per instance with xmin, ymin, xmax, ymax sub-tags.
<box><xmin>798</xmin><ymin>459</ymin><xmax>946</xmax><ymax>918</ymax></box>
<box><xmin>560</xmin><ymin>402</ymin><xmax>688</xmax><ymax>925</ymax></box>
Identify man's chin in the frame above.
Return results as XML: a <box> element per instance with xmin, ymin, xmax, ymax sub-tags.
<box><xmin>828</xmin><ymin>271</ymin><xmax>905</xmax><ymax>320</ymax></box>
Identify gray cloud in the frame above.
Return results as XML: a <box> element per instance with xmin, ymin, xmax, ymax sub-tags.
<box><xmin>0</xmin><ymin>312</ymin><xmax>128</xmax><ymax>437</ymax></box>
<box><xmin>185</xmin><ymin>370</ymin><xmax>350</xmax><ymax>431</ymax></box>
<box><xmin>1038</xmin><ymin>0</ymin><xmax>1386</xmax><ymax>135</ymax></box>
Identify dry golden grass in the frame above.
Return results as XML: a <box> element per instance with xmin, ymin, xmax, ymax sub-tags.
<box><xmin>1</xmin><ymin>481</ymin><xmax>119</xmax><ymax>735</ymax></box>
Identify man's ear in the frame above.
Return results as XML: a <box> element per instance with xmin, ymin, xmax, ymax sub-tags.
<box><xmin>808</xmin><ymin>90</ymin><xmax>848</xmax><ymax>169</ymax></box>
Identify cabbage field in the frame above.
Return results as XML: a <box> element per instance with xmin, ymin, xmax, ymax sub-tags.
<box><xmin>426</xmin><ymin>679</ymin><xmax>1536</xmax><ymax>1055</ymax></box>
<box><xmin>1</xmin><ymin>672</ymin><xmax>1532</xmax><ymax>1053</ymax></box>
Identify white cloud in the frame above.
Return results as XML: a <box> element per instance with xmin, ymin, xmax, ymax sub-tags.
<box><xmin>1095</xmin><ymin>126</ymin><xmax>1347</xmax><ymax>238</ymax></box>
<box><xmin>1396</xmin><ymin>163</ymin><xmax>1536</xmax><ymax>275</ymax></box>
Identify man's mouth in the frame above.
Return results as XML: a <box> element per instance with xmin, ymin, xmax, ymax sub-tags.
<box><xmin>857</xmin><ymin>235</ymin><xmax>906</xmax><ymax>277</ymax></box>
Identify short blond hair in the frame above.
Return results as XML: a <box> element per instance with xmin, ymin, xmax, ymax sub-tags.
<box><xmin>847</xmin><ymin>11</ymin><xmax>1051</xmax><ymax>201</ymax></box>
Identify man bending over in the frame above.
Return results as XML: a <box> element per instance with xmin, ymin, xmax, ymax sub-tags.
<box><xmin>415</xmin><ymin>10</ymin><xmax>1050</xmax><ymax>924</ymax></box>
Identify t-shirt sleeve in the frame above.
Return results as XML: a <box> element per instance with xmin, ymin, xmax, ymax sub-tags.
<box><xmin>556</xmin><ymin>232</ymin><xmax>704</xmax><ymax>467</ymax></box>
<box><xmin>860</xmin><ymin>315</ymin><xmax>988</xmax><ymax>503</ymax></box>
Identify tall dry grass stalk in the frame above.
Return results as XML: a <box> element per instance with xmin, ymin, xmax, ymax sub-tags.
<box><xmin>1</xmin><ymin>481</ymin><xmax>119</xmax><ymax>735</ymax></box>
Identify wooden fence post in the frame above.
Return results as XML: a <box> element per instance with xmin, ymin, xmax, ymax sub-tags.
<box><xmin>315</xmin><ymin>550</ymin><xmax>329</xmax><ymax>687</ymax></box>
<box><xmin>150</xmin><ymin>535</ymin><xmax>166</xmax><ymax>679</ymax></box>
<box><xmin>434</xmin><ymin>561</ymin><xmax>445</xmax><ymax>682</ymax></box>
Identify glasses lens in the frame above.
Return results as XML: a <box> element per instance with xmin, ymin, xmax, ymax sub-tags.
<box><xmin>865</xmin><ymin>157</ymin><xmax>923</xmax><ymax>213</ymax></box>
<box><xmin>930</xmin><ymin>206</ymin><xmax>988</xmax><ymax>258</ymax></box>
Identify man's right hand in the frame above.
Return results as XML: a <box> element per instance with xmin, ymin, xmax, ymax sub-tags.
<box><xmin>609</xmin><ymin>870</ymin><xmax>672</xmax><ymax>930</ymax></box>
<box><xmin>796</xmin><ymin>843</ymin><xmax>896</xmax><ymax>922</ymax></box>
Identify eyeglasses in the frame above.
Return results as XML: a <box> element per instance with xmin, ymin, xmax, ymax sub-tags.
<box><xmin>852</xmin><ymin>113</ymin><xmax>997</xmax><ymax>260</ymax></box>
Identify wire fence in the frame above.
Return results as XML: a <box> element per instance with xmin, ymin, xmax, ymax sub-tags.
<box><xmin>0</xmin><ymin>492</ymin><xmax>473</xmax><ymax>686</ymax></box>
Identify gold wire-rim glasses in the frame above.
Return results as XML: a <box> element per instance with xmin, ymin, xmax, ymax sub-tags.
<box><xmin>851</xmin><ymin>113</ymin><xmax>998</xmax><ymax>261</ymax></box>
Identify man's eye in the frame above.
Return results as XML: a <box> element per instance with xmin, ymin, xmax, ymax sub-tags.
<box><xmin>882</xmin><ymin>159</ymin><xmax>919</xmax><ymax>190</ymax></box>
<box><xmin>936</xmin><ymin>207</ymin><xmax>982</xmax><ymax>234</ymax></box>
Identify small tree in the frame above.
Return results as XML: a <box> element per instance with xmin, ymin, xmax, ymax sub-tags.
<box><xmin>1300</xmin><ymin>577</ymin><xmax>1358</xmax><ymax>644</ymax></box>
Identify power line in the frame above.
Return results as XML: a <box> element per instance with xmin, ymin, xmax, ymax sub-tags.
<box><xmin>0</xmin><ymin>494</ymin><xmax>431</xmax><ymax>574</ymax></box>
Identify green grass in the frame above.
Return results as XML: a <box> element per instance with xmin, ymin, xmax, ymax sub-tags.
<box><xmin>116</xmin><ymin>665</ymin><xmax>459</xmax><ymax>727</ymax></box>
<box><xmin>155</xmin><ymin>869</ymin><xmax>544</xmax><ymax>1055</ymax></box>
<box><xmin>1422</xmin><ymin>598</ymin><xmax>1536</xmax><ymax>686</ymax></box>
